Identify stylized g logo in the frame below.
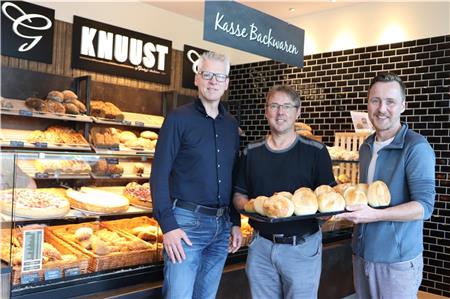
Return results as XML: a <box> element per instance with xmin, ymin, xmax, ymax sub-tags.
<box><xmin>2</xmin><ymin>2</ymin><xmax>52</xmax><ymax>52</ymax></box>
<box><xmin>187</xmin><ymin>49</ymin><xmax>201</xmax><ymax>74</ymax></box>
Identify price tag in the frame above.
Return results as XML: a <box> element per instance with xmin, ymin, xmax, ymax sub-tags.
<box><xmin>135</xmin><ymin>121</ymin><xmax>145</xmax><ymax>127</ymax></box>
<box><xmin>35</xmin><ymin>142</ymin><xmax>48</xmax><ymax>148</ymax></box>
<box><xmin>44</xmin><ymin>268</ymin><xmax>62</xmax><ymax>280</ymax></box>
<box><xmin>109</xmin><ymin>144</ymin><xmax>120</xmax><ymax>151</ymax></box>
<box><xmin>22</xmin><ymin>229</ymin><xmax>44</xmax><ymax>272</ymax></box>
<box><xmin>122</xmin><ymin>120</ymin><xmax>132</xmax><ymax>126</ymax></box>
<box><xmin>9</xmin><ymin>140</ymin><xmax>24</xmax><ymax>147</ymax></box>
<box><xmin>64</xmin><ymin>267</ymin><xmax>80</xmax><ymax>277</ymax></box>
<box><xmin>35</xmin><ymin>172</ymin><xmax>49</xmax><ymax>179</ymax></box>
<box><xmin>110</xmin><ymin>173</ymin><xmax>122</xmax><ymax>178</ymax></box>
<box><xmin>19</xmin><ymin>109</ymin><xmax>33</xmax><ymax>116</ymax></box>
<box><xmin>106</xmin><ymin>158</ymin><xmax>119</xmax><ymax>165</ymax></box>
<box><xmin>21</xmin><ymin>272</ymin><xmax>40</xmax><ymax>284</ymax></box>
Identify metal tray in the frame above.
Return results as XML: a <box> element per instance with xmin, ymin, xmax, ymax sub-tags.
<box><xmin>239</xmin><ymin>210</ymin><xmax>345</xmax><ymax>223</ymax></box>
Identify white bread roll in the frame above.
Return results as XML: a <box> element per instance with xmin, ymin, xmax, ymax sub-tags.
<box><xmin>367</xmin><ymin>180</ymin><xmax>391</xmax><ymax>207</ymax></box>
<box><xmin>275</xmin><ymin>191</ymin><xmax>292</xmax><ymax>200</ymax></box>
<box><xmin>355</xmin><ymin>183</ymin><xmax>369</xmax><ymax>195</ymax></box>
<box><xmin>333</xmin><ymin>183</ymin><xmax>352</xmax><ymax>196</ymax></box>
<box><xmin>140</xmin><ymin>131</ymin><xmax>158</xmax><ymax>140</ymax></box>
<box><xmin>253</xmin><ymin>196</ymin><xmax>268</xmax><ymax>216</ymax></box>
<box><xmin>292</xmin><ymin>187</ymin><xmax>318</xmax><ymax>215</ymax></box>
<box><xmin>263</xmin><ymin>194</ymin><xmax>294</xmax><ymax>218</ymax></box>
<box><xmin>314</xmin><ymin>185</ymin><xmax>334</xmax><ymax>197</ymax></box>
<box><xmin>244</xmin><ymin>199</ymin><xmax>256</xmax><ymax>213</ymax></box>
<box><xmin>119</xmin><ymin>131</ymin><xmax>137</xmax><ymax>143</ymax></box>
<box><xmin>318</xmin><ymin>191</ymin><xmax>345</xmax><ymax>213</ymax></box>
<box><xmin>343</xmin><ymin>186</ymin><xmax>368</xmax><ymax>206</ymax></box>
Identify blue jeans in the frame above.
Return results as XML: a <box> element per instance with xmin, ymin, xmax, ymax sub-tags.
<box><xmin>162</xmin><ymin>206</ymin><xmax>232</xmax><ymax>299</ymax></box>
<box><xmin>246</xmin><ymin>230</ymin><xmax>322</xmax><ymax>299</ymax></box>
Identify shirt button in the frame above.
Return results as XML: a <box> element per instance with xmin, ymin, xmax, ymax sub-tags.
<box><xmin>216</xmin><ymin>134</ymin><xmax>219</xmax><ymax>138</ymax></box>
<box><xmin>219</xmin><ymin>180</ymin><xmax>222</xmax><ymax>183</ymax></box>
<box><xmin>217</xmin><ymin>149</ymin><xmax>220</xmax><ymax>152</ymax></box>
<box><xmin>217</xmin><ymin>164</ymin><xmax>220</xmax><ymax>168</ymax></box>
<box><xmin>218</xmin><ymin>195</ymin><xmax>221</xmax><ymax>199</ymax></box>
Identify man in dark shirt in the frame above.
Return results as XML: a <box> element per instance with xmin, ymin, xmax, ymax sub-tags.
<box><xmin>150</xmin><ymin>51</ymin><xmax>242</xmax><ymax>299</ymax></box>
<box><xmin>233</xmin><ymin>85</ymin><xmax>335</xmax><ymax>299</ymax></box>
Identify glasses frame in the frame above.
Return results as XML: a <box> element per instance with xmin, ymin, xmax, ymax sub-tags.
<box><xmin>198</xmin><ymin>71</ymin><xmax>228</xmax><ymax>83</ymax></box>
<box><xmin>266</xmin><ymin>103</ymin><xmax>300</xmax><ymax>112</ymax></box>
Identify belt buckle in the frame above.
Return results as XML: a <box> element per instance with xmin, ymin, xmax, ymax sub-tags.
<box><xmin>216</xmin><ymin>208</ymin><xmax>224</xmax><ymax>217</ymax></box>
<box><xmin>272</xmin><ymin>234</ymin><xmax>284</xmax><ymax>243</ymax></box>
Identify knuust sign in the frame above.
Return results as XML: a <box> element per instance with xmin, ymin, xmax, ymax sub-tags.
<box><xmin>72</xmin><ymin>16</ymin><xmax>172</xmax><ymax>84</ymax></box>
<box><xmin>203</xmin><ymin>1</ymin><xmax>305</xmax><ymax>67</ymax></box>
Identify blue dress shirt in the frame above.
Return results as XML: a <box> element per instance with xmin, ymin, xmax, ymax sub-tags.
<box><xmin>151</xmin><ymin>98</ymin><xmax>240</xmax><ymax>233</ymax></box>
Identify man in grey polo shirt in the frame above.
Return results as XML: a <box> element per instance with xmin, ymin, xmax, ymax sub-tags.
<box><xmin>337</xmin><ymin>73</ymin><xmax>436</xmax><ymax>299</ymax></box>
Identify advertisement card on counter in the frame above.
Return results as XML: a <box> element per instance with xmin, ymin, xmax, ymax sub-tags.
<box><xmin>72</xmin><ymin>16</ymin><xmax>172</xmax><ymax>84</ymax></box>
<box><xmin>1</xmin><ymin>1</ymin><xmax>55</xmax><ymax>63</ymax></box>
<box><xmin>204</xmin><ymin>1</ymin><xmax>304</xmax><ymax>67</ymax></box>
<box><xmin>21</xmin><ymin>228</ymin><xmax>44</xmax><ymax>273</ymax></box>
<box><xmin>182</xmin><ymin>45</ymin><xmax>209</xmax><ymax>89</ymax></box>
<box><xmin>350</xmin><ymin>111</ymin><xmax>374</xmax><ymax>133</ymax></box>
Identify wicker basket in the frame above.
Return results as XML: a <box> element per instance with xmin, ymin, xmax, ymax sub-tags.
<box><xmin>47</xmin><ymin>222</ymin><xmax>155</xmax><ymax>272</ymax></box>
<box><xmin>8</xmin><ymin>229</ymin><xmax>89</xmax><ymax>285</ymax></box>
<box><xmin>102</xmin><ymin>216</ymin><xmax>162</xmax><ymax>262</ymax></box>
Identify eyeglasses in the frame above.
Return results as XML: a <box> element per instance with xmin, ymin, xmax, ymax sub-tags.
<box><xmin>266</xmin><ymin>103</ymin><xmax>299</xmax><ymax>112</ymax></box>
<box><xmin>198</xmin><ymin>71</ymin><xmax>228</xmax><ymax>82</ymax></box>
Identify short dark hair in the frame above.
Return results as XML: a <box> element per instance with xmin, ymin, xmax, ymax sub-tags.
<box><xmin>266</xmin><ymin>85</ymin><xmax>301</xmax><ymax>107</ymax></box>
<box><xmin>368</xmin><ymin>73</ymin><xmax>406</xmax><ymax>101</ymax></box>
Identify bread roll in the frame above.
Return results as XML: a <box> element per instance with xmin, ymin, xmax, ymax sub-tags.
<box><xmin>318</xmin><ymin>191</ymin><xmax>345</xmax><ymax>213</ymax></box>
<box><xmin>343</xmin><ymin>186</ymin><xmax>368</xmax><ymax>206</ymax></box>
<box><xmin>263</xmin><ymin>194</ymin><xmax>294</xmax><ymax>218</ymax></box>
<box><xmin>367</xmin><ymin>180</ymin><xmax>391</xmax><ymax>207</ymax></box>
<box><xmin>292</xmin><ymin>187</ymin><xmax>318</xmax><ymax>215</ymax></box>
<box><xmin>47</xmin><ymin>91</ymin><xmax>64</xmax><ymax>103</ymax></box>
<box><xmin>276</xmin><ymin>191</ymin><xmax>292</xmax><ymax>200</ymax></box>
<box><xmin>244</xmin><ymin>199</ymin><xmax>256</xmax><ymax>213</ymax></box>
<box><xmin>62</xmin><ymin>90</ymin><xmax>78</xmax><ymax>101</ymax></box>
<box><xmin>314</xmin><ymin>185</ymin><xmax>334</xmax><ymax>197</ymax></box>
<box><xmin>253</xmin><ymin>196</ymin><xmax>268</xmax><ymax>216</ymax></box>
<box><xmin>334</xmin><ymin>183</ymin><xmax>351</xmax><ymax>196</ymax></box>
<box><xmin>140</xmin><ymin>131</ymin><xmax>158</xmax><ymax>140</ymax></box>
<box><xmin>356</xmin><ymin>183</ymin><xmax>369</xmax><ymax>195</ymax></box>
<box><xmin>133</xmin><ymin>163</ymin><xmax>145</xmax><ymax>175</ymax></box>
<box><xmin>119</xmin><ymin>131</ymin><xmax>137</xmax><ymax>143</ymax></box>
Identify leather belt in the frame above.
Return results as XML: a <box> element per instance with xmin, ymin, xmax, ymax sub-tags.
<box><xmin>173</xmin><ymin>199</ymin><xmax>228</xmax><ymax>217</ymax></box>
<box><xmin>258</xmin><ymin>229</ymin><xmax>318</xmax><ymax>246</ymax></box>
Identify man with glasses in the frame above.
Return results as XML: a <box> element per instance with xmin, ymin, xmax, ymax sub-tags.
<box><xmin>233</xmin><ymin>85</ymin><xmax>335</xmax><ymax>298</ymax></box>
<box><xmin>336</xmin><ymin>73</ymin><xmax>435</xmax><ymax>298</ymax></box>
<box><xmin>151</xmin><ymin>51</ymin><xmax>242</xmax><ymax>299</ymax></box>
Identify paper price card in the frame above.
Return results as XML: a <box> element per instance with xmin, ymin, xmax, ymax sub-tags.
<box><xmin>21</xmin><ymin>229</ymin><xmax>44</xmax><ymax>272</ymax></box>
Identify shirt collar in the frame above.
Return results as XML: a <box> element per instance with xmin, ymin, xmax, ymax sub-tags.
<box><xmin>365</xmin><ymin>122</ymin><xmax>408</xmax><ymax>149</ymax></box>
<box><xmin>194</xmin><ymin>97</ymin><xmax>226</xmax><ymax>118</ymax></box>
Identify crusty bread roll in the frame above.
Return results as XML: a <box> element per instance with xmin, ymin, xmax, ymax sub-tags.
<box><xmin>254</xmin><ymin>196</ymin><xmax>268</xmax><ymax>216</ymax></box>
<box><xmin>140</xmin><ymin>131</ymin><xmax>158</xmax><ymax>140</ymax></box>
<box><xmin>292</xmin><ymin>187</ymin><xmax>318</xmax><ymax>215</ymax></box>
<box><xmin>334</xmin><ymin>183</ymin><xmax>352</xmax><ymax>196</ymax></box>
<box><xmin>367</xmin><ymin>180</ymin><xmax>391</xmax><ymax>207</ymax></box>
<box><xmin>244</xmin><ymin>199</ymin><xmax>256</xmax><ymax>213</ymax></box>
<box><xmin>343</xmin><ymin>186</ymin><xmax>368</xmax><ymax>206</ymax></box>
<box><xmin>355</xmin><ymin>183</ymin><xmax>369</xmax><ymax>195</ymax></box>
<box><xmin>263</xmin><ymin>194</ymin><xmax>294</xmax><ymax>218</ymax></box>
<box><xmin>318</xmin><ymin>191</ymin><xmax>345</xmax><ymax>213</ymax></box>
<box><xmin>276</xmin><ymin>191</ymin><xmax>292</xmax><ymax>200</ymax></box>
<box><xmin>119</xmin><ymin>131</ymin><xmax>137</xmax><ymax>143</ymax></box>
<box><xmin>314</xmin><ymin>185</ymin><xmax>334</xmax><ymax>197</ymax></box>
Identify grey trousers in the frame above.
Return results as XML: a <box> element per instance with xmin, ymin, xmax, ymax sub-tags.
<box><xmin>245</xmin><ymin>230</ymin><xmax>322</xmax><ymax>299</ymax></box>
<box><xmin>353</xmin><ymin>254</ymin><xmax>423</xmax><ymax>299</ymax></box>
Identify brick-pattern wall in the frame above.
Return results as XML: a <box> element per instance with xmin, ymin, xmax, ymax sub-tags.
<box><xmin>228</xmin><ymin>35</ymin><xmax>450</xmax><ymax>297</ymax></box>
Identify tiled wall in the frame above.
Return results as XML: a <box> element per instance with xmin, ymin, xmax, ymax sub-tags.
<box><xmin>228</xmin><ymin>35</ymin><xmax>450</xmax><ymax>297</ymax></box>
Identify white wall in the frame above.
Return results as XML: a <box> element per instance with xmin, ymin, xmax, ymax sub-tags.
<box><xmin>38</xmin><ymin>1</ymin><xmax>450</xmax><ymax>66</ymax></box>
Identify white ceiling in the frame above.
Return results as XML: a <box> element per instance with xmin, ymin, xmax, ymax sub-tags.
<box><xmin>144</xmin><ymin>1</ymin><xmax>357</xmax><ymax>22</ymax></box>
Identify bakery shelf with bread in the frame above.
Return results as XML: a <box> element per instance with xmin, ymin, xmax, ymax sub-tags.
<box><xmin>102</xmin><ymin>216</ymin><xmax>162</xmax><ymax>262</ymax></box>
<box><xmin>17</xmin><ymin>158</ymin><xmax>92</xmax><ymax>179</ymax></box>
<box><xmin>1</xmin><ymin>227</ymin><xmax>89</xmax><ymax>285</ymax></box>
<box><xmin>1</xmin><ymin>97</ymin><xmax>92</xmax><ymax>123</ymax></box>
<box><xmin>47</xmin><ymin>222</ymin><xmax>155</xmax><ymax>272</ymax></box>
<box><xmin>93</xmin><ymin>111</ymin><xmax>164</xmax><ymax>129</ymax></box>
